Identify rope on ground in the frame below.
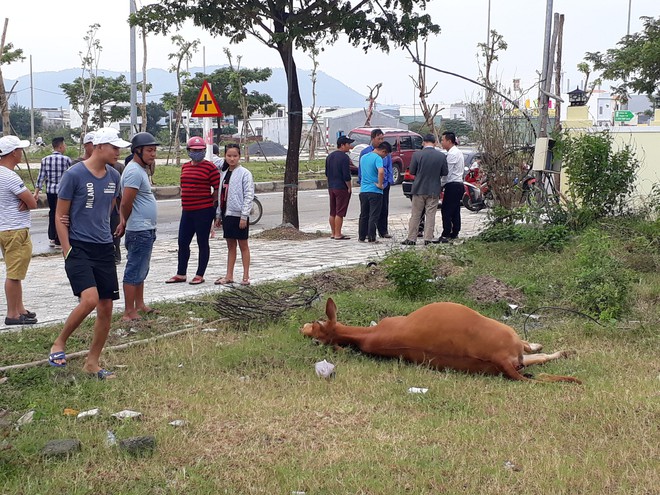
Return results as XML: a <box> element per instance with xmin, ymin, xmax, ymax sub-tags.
<box><xmin>522</xmin><ymin>307</ymin><xmax>603</xmax><ymax>340</ymax></box>
<box><xmin>0</xmin><ymin>317</ymin><xmax>229</xmax><ymax>373</ymax></box>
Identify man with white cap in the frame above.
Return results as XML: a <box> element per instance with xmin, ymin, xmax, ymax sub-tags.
<box><xmin>48</xmin><ymin>127</ymin><xmax>130</xmax><ymax>379</ymax></box>
<box><xmin>34</xmin><ymin>137</ymin><xmax>72</xmax><ymax>248</ymax></box>
<box><xmin>0</xmin><ymin>136</ymin><xmax>39</xmax><ymax>326</ymax></box>
<box><xmin>71</xmin><ymin>131</ymin><xmax>96</xmax><ymax>165</ymax></box>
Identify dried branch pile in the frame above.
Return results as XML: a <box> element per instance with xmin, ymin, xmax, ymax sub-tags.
<box><xmin>213</xmin><ymin>284</ymin><xmax>320</xmax><ymax>323</ymax></box>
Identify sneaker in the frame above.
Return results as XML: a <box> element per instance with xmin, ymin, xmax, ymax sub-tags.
<box><xmin>379</xmin><ymin>233</ymin><xmax>392</xmax><ymax>239</ymax></box>
<box><xmin>401</xmin><ymin>239</ymin><xmax>416</xmax><ymax>246</ymax></box>
<box><xmin>433</xmin><ymin>237</ymin><xmax>450</xmax><ymax>244</ymax></box>
<box><xmin>48</xmin><ymin>239</ymin><xmax>56</xmax><ymax>247</ymax></box>
<box><xmin>367</xmin><ymin>239</ymin><xmax>380</xmax><ymax>244</ymax></box>
<box><xmin>424</xmin><ymin>240</ymin><xmax>433</xmax><ymax>246</ymax></box>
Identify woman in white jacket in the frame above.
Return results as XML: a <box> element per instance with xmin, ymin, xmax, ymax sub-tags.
<box><xmin>214</xmin><ymin>144</ymin><xmax>254</xmax><ymax>286</ymax></box>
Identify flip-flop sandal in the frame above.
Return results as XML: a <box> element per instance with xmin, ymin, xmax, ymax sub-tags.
<box><xmin>48</xmin><ymin>351</ymin><xmax>67</xmax><ymax>367</ymax></box>
<box><xmin>189</xmin><ymin>276</ymin><xmax>205</xmax><ymax>285</ymax></box>
<box><xmin>214</xmin><ymin>277</ymin><xmax>234</xmax><ymax>285</ymax></box>
<box><xmin>240</xmin><ymin>279</ymin><xmax>251</xmax><ymax>286</ymax></box>
<box><xmin>92</xmin><ymin>369</ymin><xmax>116</xmax><ymax>380</ymax></box>
<box><xmin>335</xmin><ymin>235</ymin><xmax>351</xmax><ymax>240</ymax></box>
<box><xmin>166</xmin><ymin>276</ymin><xmax>187</xmax><ymax>284</ymax></box>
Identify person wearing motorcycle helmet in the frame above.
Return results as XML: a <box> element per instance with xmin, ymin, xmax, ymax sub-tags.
<box><xmin>115</xmin><ymin>132</ymin><xmax>160</xmax><ymax>321</ymax></box>
<box><xmin>165</xmin><ymin>136</ymin><xmax>220</xmax><ymax>285</ymax></box>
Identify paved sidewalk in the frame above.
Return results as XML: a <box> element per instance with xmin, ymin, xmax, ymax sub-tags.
<box><xmin>0</xmin><ymin>211</ymin><xmax>487</xmax><ymax>332</ymax></box>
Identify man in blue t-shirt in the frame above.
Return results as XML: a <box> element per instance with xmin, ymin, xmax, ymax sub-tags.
<box><xmin>48</xmin><ymin>128</ymin><xmax>130</xmax><ymax>380</ymax></box>
<box><xmin>359</xmin><ymin>128</ymin><xmax>394</xmax><ymax>238</ymax></box>
<box><xmin>358</xmin><ymin>141</ymin><xmax>391</xmax><ymax>242</ymax></box>
<box><xmin>115</xmin><ymin>132</ymin><xmax>160</xmax><ymax>322</ymax></box>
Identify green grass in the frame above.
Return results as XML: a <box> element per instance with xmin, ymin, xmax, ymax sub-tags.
<box><xmin>0</xmin><ymin>222</ymin><xmax>658</xmax><ymax>494</ymax></box>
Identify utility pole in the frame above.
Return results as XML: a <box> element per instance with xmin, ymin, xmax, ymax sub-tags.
<box><xmin>538</xmin><ymin>0</ymin><xmax>554</xmax><ymax>139</ymax></box>
<box><xmin>627</xmin><ymin>0</ymin><xmax>632</xmax><ymax>35</ymax></box>
<box><xmin>129</xmin><ymin>0</ymin><xmax>138</xmax><ymax>134</ymax></box>
<box><xmin>30</xmin><ymin>55</ymin><xmax>34</xmax><ymax>144</ymax></box>
<box><xmin>486</xmin><ymin>0</ymin><xmax>491</xmax><ymax>45</ymax></box>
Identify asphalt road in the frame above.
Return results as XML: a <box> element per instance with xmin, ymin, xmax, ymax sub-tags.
<box><xmin>29</xmin><ymin>186</ymin><xmax>413</xmax><ymax>255</ymax></box>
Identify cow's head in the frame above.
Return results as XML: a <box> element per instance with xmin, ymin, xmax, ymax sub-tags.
<box><xmin>301</xmin><ymin>298</ymin><xmax>338</xmax><ymax>343</ymax></box>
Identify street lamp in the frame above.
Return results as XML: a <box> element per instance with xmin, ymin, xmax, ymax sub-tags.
<box><xmin>568</xmin><ymin>87</ymin><xmax>588</xmax><ymax>107</ymax></box>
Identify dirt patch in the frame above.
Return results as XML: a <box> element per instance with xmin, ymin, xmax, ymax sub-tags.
<box><xmin>253</xmin><ymin>225</ymin><xmax>325</xmax><ymax>241</ymax></box>
<box><xmin>303</xmin><ymin>265</ymin><xmax>389</xmax><ymax>294</ymax></box>
<box><xmin>468</xmin><ymin>275</ymin><xmax>525</xmax><ymax>305</ymax></box>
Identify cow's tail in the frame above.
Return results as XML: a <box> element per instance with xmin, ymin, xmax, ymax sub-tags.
<box><xmin>500</xmin><ymin>361</ymin><xmax>582</xmax><ymax>384</ymax></box>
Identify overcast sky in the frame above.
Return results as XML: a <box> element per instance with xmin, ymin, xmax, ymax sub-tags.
<box><xmin>2</xmin><ymin>1</ymin><xmax>657</xmax><ymax>105</ymax></box>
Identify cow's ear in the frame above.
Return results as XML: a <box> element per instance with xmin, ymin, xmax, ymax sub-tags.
<box><xmin>326</xmin><ymin>298</ymin><xmax>337</xmax><ymax>322</ymax></box>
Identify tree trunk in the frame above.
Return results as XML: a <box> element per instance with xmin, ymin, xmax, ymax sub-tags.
<box><xmin>0</xmin><ymin>19</ymin><xmax>10</xmax><ymax>136</ymax></box>
<box><xmin>278</xmin><ymin>42</ymin><xmax>301</xmax><ymax>229</ymax></box>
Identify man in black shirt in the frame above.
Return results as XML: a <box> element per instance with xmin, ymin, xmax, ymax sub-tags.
<box><xmin>325</xmin><ymin>136</ymin><xmax>354</xmax><ymax>240</ymax></box>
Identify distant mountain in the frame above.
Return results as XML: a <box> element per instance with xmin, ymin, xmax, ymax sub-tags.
<box><xmin>4</xmin><ymin>65</ymin><xmax>367</xmax><ymax>110</ymax></box>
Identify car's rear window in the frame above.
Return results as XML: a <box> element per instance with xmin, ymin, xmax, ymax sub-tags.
<box><xmin>347</xmin><ymin>133</ymin><xmax>371</xmax><ymax>147</ymax></box>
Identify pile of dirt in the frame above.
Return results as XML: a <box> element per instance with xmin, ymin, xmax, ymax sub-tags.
<box><xmin>253</xmin><ymin>225</ymin><xmax>325</xmax><ymax>241</ymax></box>
<box><xmin>303</xmin><ymin>265</ymin><xmax>389</xmax><ymax>294</ymax></box>
<box><xmin>468</xmin><ymin>275</ymin><xmax>525</xmax><ymax>305</ymax></box>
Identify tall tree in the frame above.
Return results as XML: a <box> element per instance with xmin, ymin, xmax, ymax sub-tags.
<box><xmin>145</xmin><ymin>101</ymin><xmax>167</xmax><ymax>137</ymax></box>
<box><xmin>167</xmin><ymin>35</ymin><xmax>199</xmax><ymax>165</ymax></box>
<box><xmin>7</xmin><ymin>104</ymin><xmax>42</xmax><ymax>138</ymax></box>
<box><xmin>162</xmin><ymin>65</ymin><xmax>278</xmax><ymax>141</ymax></box>
<box><xmin>132</xmin><ymin>0</ymin><xmax>439</xmax><ymax>228</ymax></box>
<box><xmin>0</xmin><ymin>19</ymin><xmax>25</xmax><ymax>136</ymax></box>
<box><xmin>585</xmin><ymin>16</ymin><xmax>660</xmax><ymax>102</ymax></box>
<box><xmin>61</xmin><ymin>75</ymin><xmax>136</xmax><ymax>128</ymax></box>
<box><xmin>74</xmin><ymin>24</ymin><xmax>102</xmax><ymax>146</ymax></box>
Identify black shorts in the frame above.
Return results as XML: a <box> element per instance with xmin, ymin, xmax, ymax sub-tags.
<box><xmin>64</xmin><ymin>240</ymin><xmax>120</xmax><ymax>300</ymax></box>
<box><xmin>222</xmin><ymin>215</ymin><xmax>249</xmax><ymax>240</ymax></box>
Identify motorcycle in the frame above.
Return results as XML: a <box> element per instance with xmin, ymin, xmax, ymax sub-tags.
<box><xmin>462</xmin><ymin>162</ymin><xmax>493</xmax><ymax>212</ymax></box>
<box><xmin>249</xmin><ymin>195</ymin><xmax>263</xmax><ymax>225</ymax></box>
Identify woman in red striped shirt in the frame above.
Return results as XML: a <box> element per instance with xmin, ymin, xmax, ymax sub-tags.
<box><xmin>166</xmin><ymin>136</ymin><xmax>220</xmax><ymax>285</ymax></box>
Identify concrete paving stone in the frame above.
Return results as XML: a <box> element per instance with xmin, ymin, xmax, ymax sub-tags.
<box><xmin>0</xmin><ymin>212</ymin><xmax>486</xmax><ymax>333</ymax></box>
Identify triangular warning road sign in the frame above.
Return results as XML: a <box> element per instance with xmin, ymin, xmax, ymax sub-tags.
<box><xmin>191</xmin><ymin>80</ymin><xmax>223</xmax><ymax>117</ymax></box>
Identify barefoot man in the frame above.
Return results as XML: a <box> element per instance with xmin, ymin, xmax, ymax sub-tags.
<box><xmin>114</xmin><ymin>132</ymin><xmax>160</xmax><ymax>321</ymax></box>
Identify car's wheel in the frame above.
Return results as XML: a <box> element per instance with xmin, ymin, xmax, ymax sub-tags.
<box><xmin>392</xmin><ymin>165</ymin><xmax>403</xmax><ymax>185</ymax></box>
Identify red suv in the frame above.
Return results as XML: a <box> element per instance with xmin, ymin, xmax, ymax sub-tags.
<box><xmin>347</xmin><ymin>127</ymin><xmax>423</xmax><ymax>184</ymax></box>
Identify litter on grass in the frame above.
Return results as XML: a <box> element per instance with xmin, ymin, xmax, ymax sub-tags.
<box><xmin>111</xmin><ymin>410</ymin><xmax>142</xmax><ymax>420</ymax></box>
<box><xmin>15</xmin><ymin>410</ymin><xmax>34</xmax><ymax>428</ymax></box>
<box><xmin>63</xmin><ymin>408</ymin><xmax>79</xmax><ymax>417</ymax></box>
<box><xmin>314</xmin><ymin>359</ymin><xmax>336</xmax><ymax>379</ymax></box>
<box><xmin>169</xmin><ymin>420</ymin><xmax>187</xmax><ymax>427</ymax></box>
<box><xmin>408</xmin><ymin>387</ymin><xmax>429</xmax><ymax>394</ymax></box>
<box><xmin>77</xmin><ymin>408</ymin><xmax>100</xmax><ymax>419</ymax></box>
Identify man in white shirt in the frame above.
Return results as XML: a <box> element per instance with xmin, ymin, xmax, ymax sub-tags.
<box><xmin>437</xmin><ymin>131</ymin><xmax>465</xmax><ymax>243</ymax></box>
<box><xmin>0</xmin><ymin>136</ymin><xmax>39</xmax><ymax>325</ymax></box>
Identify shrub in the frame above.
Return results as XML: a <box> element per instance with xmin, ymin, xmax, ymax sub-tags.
<box><xmin>381</xmin><ymin>249</ymin><xmax>434</xmax><ymax>299</ymax></box>
<box><xmin>566</xmin><ymin>229</ymin><xmax>632</xmax><ymax>321</ymax></box>
<box><xmin>556</xmin><ymin>130</ymin><xmax>639</xmax><ymax>218</ymax></box>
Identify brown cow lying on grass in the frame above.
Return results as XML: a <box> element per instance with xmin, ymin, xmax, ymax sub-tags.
<box><xmin>302</xmin><ymin>298</ymin><xmax>581</xmax><ymax>384</ymax></box>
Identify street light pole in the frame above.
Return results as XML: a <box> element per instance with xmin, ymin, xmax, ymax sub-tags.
<box><xmin>129</xmin><ymin>0</ymin><xmax>138</xmax><ymax>134</ymax></box>
<box><xmin>486</xmin><ymin>0</ymin><xmax>491</xmax><ymax>45</ymax></box>
<box><xmin>627</xmin><ymin>0</ymin><xmax>632</xmax><ymax>36</ymax></box>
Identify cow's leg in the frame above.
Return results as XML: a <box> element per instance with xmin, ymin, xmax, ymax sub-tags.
<box><xmin>522</xmin><ymin>341</ymin><xmax>543</xmax><ymax>353</ymax></box>
<box><xmin>522</xmin><ymin>350</ymin><xmax>570</xmax><ymax>367</ymax></box>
